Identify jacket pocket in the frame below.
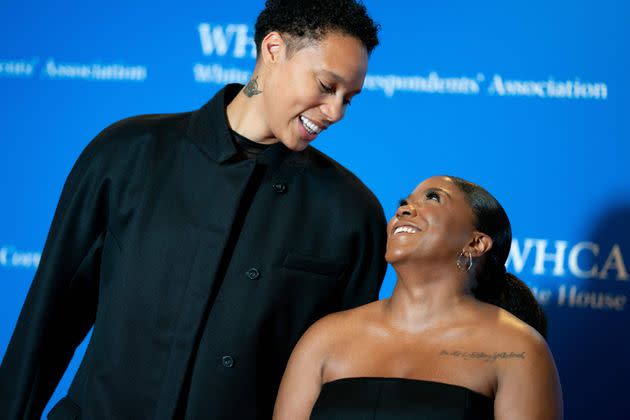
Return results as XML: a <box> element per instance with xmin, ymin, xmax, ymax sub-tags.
<box><xmin>282</xmin><ymin>252</ymin><xmax>347</xmax><ymax>278</ymax></box>
<box><xmin>47</xmin><ymin>396</ymin><xmax>81</xmax><ymax>420</ymax></box>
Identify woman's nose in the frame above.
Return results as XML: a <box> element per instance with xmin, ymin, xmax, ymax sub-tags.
<box><xmin>321</xmin><ymin>97</ymin><xmax>345</xmax><ymax>123</ymax></box>
<box><xmin>396</xmin><ymin>203</ymin><xmax>417</xmax><ymax>218</ymax></box>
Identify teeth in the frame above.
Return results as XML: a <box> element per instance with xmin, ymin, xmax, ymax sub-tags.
<box><xmin>300</xmin><ymin>116</ymin><xmax>322</xmax><ymax>135</ymax></box>
<box><xmin>394</xmin><ymin>226</ymin><xmax>419</xmax><ymax>234</ymax></box>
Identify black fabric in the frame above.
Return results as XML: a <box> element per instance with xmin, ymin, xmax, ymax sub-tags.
<box><xmin>231</xmin><ymin>129</ymin><xmax>269</xmax><ymax>160</ymax></box>
<box><xmin>46</xmin><ymin>396</ymin><xmax>81</xmax><ymax>420</ymax></box>
<box><xmin>310</xmin><ymin>377</ymin><xmax>494</xmax><ymax>420</ymax></box>
<box><xmin>0</xmin><ymin>84</ymin><xmax>388</xmax><ymax>420</ymax></box>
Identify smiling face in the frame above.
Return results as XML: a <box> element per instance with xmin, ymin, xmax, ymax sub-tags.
<box><xmin>385</xmin><ymin>176</ymin><xmax>478</xmax><ymax>265</ymax></box>
<box><xmin>260</xmin><ymin>31</ymin><xmax>368</xmax><ymax>151</ymax></box>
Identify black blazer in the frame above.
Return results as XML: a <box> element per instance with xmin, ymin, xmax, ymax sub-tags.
<box><xmin>0</xmin><ymin>85</ymin><xmax>387</xmax><ymax>419</ymax></box>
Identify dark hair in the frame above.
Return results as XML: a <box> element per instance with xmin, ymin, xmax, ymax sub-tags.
<box><xmin>448</xmin><ymin>176</ymin><xmax>548</xmax><ymax>338</ymax></box>
<box><xmin>254</xmin><ymin>0</ymin><xmax>380</xmax><ymax>56</ymax></box>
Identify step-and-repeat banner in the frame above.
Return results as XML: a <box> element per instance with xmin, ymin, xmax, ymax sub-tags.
<box><xmin>1</xmin><ymin>0</ymin><xmax>628</xmax><ymax>418</ymax></box>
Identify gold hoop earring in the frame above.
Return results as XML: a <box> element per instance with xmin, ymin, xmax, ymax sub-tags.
<box><xmin>456</xmin><ymin>251</ymin><xmax>473</xmax><ymax>272</ymax></box>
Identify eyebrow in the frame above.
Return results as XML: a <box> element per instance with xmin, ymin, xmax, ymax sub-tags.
<box><xmin>320</xmin><ymin>69</ymin><xmax>345</xmax><ymax>83</ymax></box>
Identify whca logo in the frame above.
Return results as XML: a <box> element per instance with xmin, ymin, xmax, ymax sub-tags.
<box><xmin>198</xmin><ymin>23</ymin><xmax>257</xmax><ymax>59</ymax></box>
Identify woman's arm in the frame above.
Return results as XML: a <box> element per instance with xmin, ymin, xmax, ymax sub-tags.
<box><xmin>273</xmin><ymin>316</ymin><xmax>336</xmax><ymax>420</ymax></box>
<box><xmin>495</xmin><ymin>330</ymin><xmax>563</xmax><ymax>420</ymax></box>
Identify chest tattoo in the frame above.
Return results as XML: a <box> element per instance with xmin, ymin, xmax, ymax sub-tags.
<box><xmin>439</xmin><ymin>350</ymin><xmax>526</xmax><ymax>362</ymax></box>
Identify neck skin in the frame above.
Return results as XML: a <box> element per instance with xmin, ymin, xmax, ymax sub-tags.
<box><xmin>226</xmin><ymin>64</ymin><xmax>278</xmax><ymax>145</ymax></box>
<box><xmin>384</xmin><ymin>259</ymin><xmax>477</xmax><ymax>334</ymax></box>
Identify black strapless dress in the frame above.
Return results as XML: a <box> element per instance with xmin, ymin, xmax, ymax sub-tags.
<box><xmin>310</xmin><ymin>377</ymin><xmax>493</xmax><ymax>420</ymax></box>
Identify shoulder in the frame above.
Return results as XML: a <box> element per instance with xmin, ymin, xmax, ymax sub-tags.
<box><xmin>480</xmin><ymin>306</ymin><xmax>554</xmax><ymax>373</ymax></box>
<box><xmin>296</xmin><ymin>301</ymin><xmax>380</xmax><ymax>355</ymax></box>
<box><xmin>301</xmin><ymin>146</ymin><xmax>385</xmax><ymax>220</ymax></box>
<box><xmin>53</xmin><ymin>111</ymin><xmax>195</xmax><ymax>212</ymax></box>
<box><xmin>91</xmin><ymin>111</ymin><xmax>192</xmax><ymax>153</ymax></box>
<box><xmin>302</xmin><ymin>146</ymin><xmax>375</xmax><ymax>196</ymax></box>
<box><xmin>481</xmin><ymin>305</ymin><xmax>547</xmax><ymax>349</ymax></box>
<box><xmin>73</xmin><ymin>111</ymin><xmax>193</xmax><ymax>175</ymax></box>
<box><xmin>482</xmin><ymin>308</ymin><xmax>563</xmax><ymax>417</ymax></box>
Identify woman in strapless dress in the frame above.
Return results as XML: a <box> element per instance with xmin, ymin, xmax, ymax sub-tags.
<box><xmin>273</xmin><ymin>175</ymin><xmax>563</xmax><ymax>420</ymax></box>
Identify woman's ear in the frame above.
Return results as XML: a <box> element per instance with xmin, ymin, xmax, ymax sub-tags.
<box><xmin>260</xmin><ymin>31</ymin><xmax>285</xmax><ymax>65</ymax></box>
<box><xmin>466</xmin><ymin>232</ymin><xmax>493</xmax><ymax>258</ymax></box>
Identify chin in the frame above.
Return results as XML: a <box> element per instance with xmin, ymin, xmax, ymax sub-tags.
<box><xmin>385</xmin><ymin>250</ymin><xmax>404</xmax><ymax>264</ymax></box>
<box><xmin>283</xmin><ymin>138</ymin><xmax>310</xmax><ymax>152</ymax></box>
<box><xmin>386</xmin><ymin>242</ymin><xmax>418</xmax><ymax>264</ymax></box>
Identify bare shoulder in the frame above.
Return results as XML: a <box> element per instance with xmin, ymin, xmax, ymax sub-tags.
<box><xmin>300</xmin><ymin>300</ymin><xmax>382</xmax><ymax>347</ymax></box>
<box><xmin>476</xmin><ymin>305</ymin><xmax>556</xmax><ymax>378</ymax></box>
<box><xmin>479</xmin><ymin>308</ymin><xmax>563</xmax><ymax>418</ymax></box>
<box><xmin>435</xmin><ymin>303</ymin><xmax>552</xmax><ymax>372</ymax></box>
<box><xmin>285</xmin><ymin>300</ymin><xmax>382</xmax><ymax>378</ymax></box>
<box><xmin>490</xmin><ymin>308</ymin><xmax>549</xmax><ymax>356</ymax></box>
<box><xmin>275</xmin><ymin>298</ymin><xmax>385</xmax><ymax>419</ymax></box>
<box><xmin>476</xmin><ymin>303</ymin><xmax>545</xmax><ymax>345</ymax></box>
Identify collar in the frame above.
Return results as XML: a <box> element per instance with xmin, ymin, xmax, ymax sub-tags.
<box><xmin>187</xmin><ymin>83</ymin><xmax>291</xmax><ymax>167</ymax></box>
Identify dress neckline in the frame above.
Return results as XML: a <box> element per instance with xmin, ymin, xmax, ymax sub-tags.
<box><xmin>322</xmin><ymin>376</ymin><xmax>493</xmax><ymax>400</ymax></box>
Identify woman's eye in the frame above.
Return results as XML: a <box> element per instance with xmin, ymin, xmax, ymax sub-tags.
<box><xmin>426</xmin><ymin>191</ymin><xmax>440</xmax><ymax>202</ymax></box>
<box><xmin>398</xmin><ymin>198</ymin><xmax>408</xmax><ymax>207</ymax></box>
<box><xmin>319</xmin><ymin>81</ymin><xmax>334</xmax><ymax>94</ymax></box>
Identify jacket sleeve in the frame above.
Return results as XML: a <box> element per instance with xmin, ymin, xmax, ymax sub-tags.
<box><xmin>0</xmin><ymin>134</ymin><xmax>112</xmax><ymax>420</ymax></box>
<box><xmin>340</xmin><ymin>199</ymin><xmax>388</xmax><ymax>310</ymax></box>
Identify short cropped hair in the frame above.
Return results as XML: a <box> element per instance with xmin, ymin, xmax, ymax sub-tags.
<box><xmin>254</xmin><ymin>0</ymin><xmax>380</xmax><ymax>56</ymax></box>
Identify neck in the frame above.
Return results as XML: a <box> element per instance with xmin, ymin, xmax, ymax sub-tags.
<box><xmin>226</xmin><ymin>74</ymin><xmax>278</xmax><ymax>145</ymax></box>
<box><xmin>384</xmin><ymin>261</ymin><xmax>475</xmax><ymax>333</ymax></box>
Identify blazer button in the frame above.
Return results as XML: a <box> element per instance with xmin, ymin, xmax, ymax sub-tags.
<box><xmin>222</xmin><ymin>356</ymin><xmax>235</xmax><ymax>368</ymax></box>
<box><xmin>272</xmin><ymin>182</ymin><xmax>287</xmax><ymax>193</ymax></box>
<box><xmin>246</xmin><ymin>268</ymin><xmax>260</xmax><ymax>280</ymax></box>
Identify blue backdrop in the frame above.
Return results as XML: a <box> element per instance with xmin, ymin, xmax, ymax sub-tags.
<box><xmin>1</xmin><ymin>1</ymin><xmax>628</xmax><ymax>418</ymax></box>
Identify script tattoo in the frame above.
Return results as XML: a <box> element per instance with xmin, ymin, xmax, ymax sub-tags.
<box><xmin>440</xmin><ymin>350</ymin><xmax>525</xmax><ymax>363</ymax></box>
<box><xmin>243</xmin><ymin>75</ymin><xmax>262</xmax><ymax>97</ymax></box>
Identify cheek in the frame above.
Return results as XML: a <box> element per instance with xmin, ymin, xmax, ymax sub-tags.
<box><xmin>439</xmin><ymin>220</ymin><xmax>473</xmax><ymax>250</ymax></box>
<box><xmin>282</xmin><ymin>69</ymin><xmax>322</xmax><ymax>113</ymax></box>
<box><xmin>268</xmin><ymin>91</ymin><xmax>299</xmax><ymax>126</ymax></box>
<box><xmin>264</xmin><ymin>91</ymin><xmax>293</xmax><ymax>132</ymax></box>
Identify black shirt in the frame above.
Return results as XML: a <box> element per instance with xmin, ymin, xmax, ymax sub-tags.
<box><xmin>231</xmin><ymin>129</ymin><xmax>269</xmax><ymax>160</ymax></box>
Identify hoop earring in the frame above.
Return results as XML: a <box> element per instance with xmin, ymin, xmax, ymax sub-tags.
<box><xmin>456</xmin><ymin>251</ymin><xmax>473</xmax><ymax>272</ymax></box>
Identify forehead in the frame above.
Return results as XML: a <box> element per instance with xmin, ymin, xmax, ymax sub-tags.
<box><xmin>289</xmin><ymin>32</ymin><xmax>368</xmax><ymax>86</ymax></box>
<box><xmin>412</xmin><ymin>176</ymin><xmax>458</xmax><ymax>195</ymax></box>
<box><xmin>412</xmin><ymin>176</ymin><xmax>475</xmax><ymax>219</ymax></box>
